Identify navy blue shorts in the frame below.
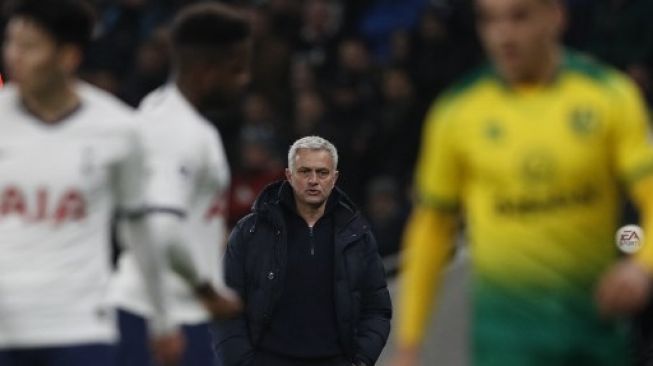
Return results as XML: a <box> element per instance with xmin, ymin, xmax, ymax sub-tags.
<box><xmin>117</xmin><ymin>309</ymin><xmax>214</xmax><ymax>366</ymax></box>
<box><xmin>0</xmin><ymin>343</ymin><xmax>115</xmax><ymax>366</ymax></box>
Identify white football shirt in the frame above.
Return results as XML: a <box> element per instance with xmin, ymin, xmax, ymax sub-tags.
<box><xmin>0</xmin><ymin>83</ymin><xmax>144</xmax><ymax>348</ymax></box>
<box><xmin>111</xmin><ymin>84</ymin><xmax>231</xmax><ymax>325</ymax></box>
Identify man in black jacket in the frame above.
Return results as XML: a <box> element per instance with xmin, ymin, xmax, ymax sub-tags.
<box><xmin>213</xmin><ymin>136</ymin><xmax>392</xmax><ymax>366</ymax></box>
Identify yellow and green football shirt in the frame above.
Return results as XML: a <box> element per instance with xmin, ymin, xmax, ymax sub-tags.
<box><xmin>415</xmin><ymin>50</ymin><xmax>653</xmax><ymax>362</ymax></box>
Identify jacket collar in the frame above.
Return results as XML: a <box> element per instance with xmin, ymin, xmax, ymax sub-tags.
<box><xmin>252</xmin><ymin>180</ymin><xmax>360</xmax><ymax>229</ymax></box>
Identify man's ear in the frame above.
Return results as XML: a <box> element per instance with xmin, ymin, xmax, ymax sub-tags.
<box><xmin>333</xmin><ymin>170</ymin><xmax>339</xmax><ymax>186</ymax></box>
<box><xmin>58</xmin><ymin>44</ymin><xmax>83</xmax><ymax>75</ymax></box>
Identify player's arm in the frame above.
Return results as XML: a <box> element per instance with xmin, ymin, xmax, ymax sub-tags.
<box><xmin>395</xmin><ymin>207</ymin><xmax>457</xmax><ymax>359</ymax></box>
<box><xmin>194</xmin><ymin>129</ymin><xmax>243</xmax><ymax>316</ymax></box>
<box><xmin>596</xmin><ymin>73</ymin><xmax>653</xmax><ymax>316</ymax></box>
<box><xmin>113</xmin><ymin>127</ymin><xmax>178</xmax><ymax>338</ymax></box>
<box><xmin>163</xmin><ymin>217</ymin><xmax>241</xmax><ymax>319</ymax></box>
<box><xmin>140</xmin><ymin>166</ymin><xmax>206</xmax><ymax>290</ymax></box>
<box><xmin>393</xmin><ymin>100</ymin><xmax>463</xmax><ymax>365</ymax></box>
<box><xmin>193</xmin><ymin>129</ymin><xmax>231</xmax><ymax>287</ymax></box>
<box><xmin>143</xmin><ymin>130</ymin><xmax>240</xmax><ymax>318</ymax></box>
<box><xmin>597</xmin><ymin>176</ymin><xmax>653</xmax><ymax>316</ymax></box>
<box><xmin>204</xmin><ymin>128</ymin><xmax>231</xmax><ymax>199</ymax></box>
<box><xmin>632</xmin><ymin>176</ymin><xmax>653</xmax><ymax>270</ymax></box>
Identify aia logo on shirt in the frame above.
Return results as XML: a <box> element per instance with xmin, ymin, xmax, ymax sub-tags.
<box><xmin>0</xmin><ymin>186</ymin><xmax>87</xmax><ymax>224</ymax></box>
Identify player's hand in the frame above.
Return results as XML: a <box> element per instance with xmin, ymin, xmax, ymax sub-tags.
<box><xmin>196</xmin><ymin>283</ymin><xmax>243</xmax><ymax>319</ymax></box>
<box><xmin>389</xmin><ymin>346</ymin><xmax>419</xmax><ymax>366</ymax></box>
<box><xmin>151</xmin><ymin>331</ymin><xmax>185</xmax><ymax>366</ymax></box>
<box><xmin>596</xmin><ymin>259</ymin><xmax>652</xmax><ymax>317</ymax></box>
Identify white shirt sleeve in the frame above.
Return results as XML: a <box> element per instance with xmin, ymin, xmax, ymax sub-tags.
<box><xmin>113</xmin><ymin>125</ymin><xmax>177</xmax><ymax>337</ymax></box>
<box><xmin>203</xmin><ymin>128</ymin><xmax>231</xmax><ymax>192</ymax></box>
<box><xmin>112</xmin><ymin>126</ymin><xmax>147</xmax><ymax>212</ymax></box>
<box><xmin>161</xmin><ymin>129</ymin><xmax>231</xmax><ymax>290</ymax></box>
<box><xmin>141</xmin><ymin>123</ymin><xmax>201</xmax><ymax>214</ymax></box>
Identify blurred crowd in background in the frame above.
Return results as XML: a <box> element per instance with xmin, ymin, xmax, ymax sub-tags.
<box><xmin>3</xmin><ymin>0</ymin><xmax>652</xmax><ymax>259</ymax></box>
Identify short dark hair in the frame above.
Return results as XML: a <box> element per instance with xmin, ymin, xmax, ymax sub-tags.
<box><xmin>171</xmin><ymin>3</ymin><xmax>250</xmax><ymax>67</ymax></box>
<box><xmin>5</xmin><ymin>0</ymin><xmax>95</xmax><ymax>47</ymax></box>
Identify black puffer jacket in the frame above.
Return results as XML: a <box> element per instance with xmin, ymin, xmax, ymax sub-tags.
<box><xmin>212</xmin><ymin>181</ymin><xmax>392</xmax><ymax>366</ymax></box>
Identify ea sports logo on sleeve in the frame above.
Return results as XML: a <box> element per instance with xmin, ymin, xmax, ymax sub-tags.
<box><xmin>615</xmin><ymin>225</ymin><xmax>644</xmax><ymax>254</ymax></box>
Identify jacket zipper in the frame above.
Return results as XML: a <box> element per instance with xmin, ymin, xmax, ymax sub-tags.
<box><xmin>309</xmin><ymin>226</ymin><xmax>315</xmax><ymax>256</ymax></box>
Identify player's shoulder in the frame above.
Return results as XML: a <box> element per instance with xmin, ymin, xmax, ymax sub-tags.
<box><xmin>77</xmin><ymin>82</ymin><xmax>137</xmax><ymax>127</ymax></box>
<box><xmin>139</xmin><ymin>84</ymin><xmax>194</xmax><ymax>118</ymax></box>
<box><xmin>199</xmin><ymin>120</ymin><xmax>224</xmax><ymax>144</ymax></box>
<box><xmin>139</xmin><ymin>84</ymin><xmax>208</xmax><ymax>129</ymax></box>
<box><xmin>429</xmin><ymin>64</ymin><xmax>498</xmax><ymax>118</ymax></box>
<box><xmin>138</xmin><ymin>85</ymin><xmax>171</xmax><ymax>116</ymax></box>
<box><xmin>440</xmin><ymin>63</ymin><xmax>498</xmax><ymax>103</ymax></box>
<box><xmin>78</xmin><ymin>82</ymin><xmax>134</xmax><ymax>117</ymax></box>
<box><xmin>138</xmin><ymin>85</ymin><xmax>218</xmax><ymax>150</ymax></box>
<box><xmin>422</xmin><ymin>64</ymin><xmax>496</xmax><ymax>132</ymax></box>
<box><xmin>75</xmin><ymin>83</ymin><xmax>142</xmax><ymax>145</ymax></box>
<box><xmin>561</xmin><ymin>50</ymin><xmax>637</xmax><ymax>97</ymax></box>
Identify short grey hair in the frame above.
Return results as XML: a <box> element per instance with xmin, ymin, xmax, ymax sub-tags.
<box><xmin>288</xmin><ymin>136</ymin><xmax>338</xmax><ymax>171</ymax></box>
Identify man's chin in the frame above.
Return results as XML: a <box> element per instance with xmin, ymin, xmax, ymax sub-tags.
<box><xmin>303</xmin><ymin>197</ymin><xmax>326</xmax><ymax>208</ymax></box>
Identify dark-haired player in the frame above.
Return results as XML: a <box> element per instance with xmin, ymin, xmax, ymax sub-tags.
<box><xmin>110</xmin><ymin>3</ymin><xmax>251</xmax><ymax>365</ymax></box>
<box><xmin>0</xmin><ymin>0</ymin><xmax>180</xmax><ymax>365</ymax></box>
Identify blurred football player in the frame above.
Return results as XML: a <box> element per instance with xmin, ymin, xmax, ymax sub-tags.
<box><xmin>0</xmin><ymin>0</ymin><xmax>180</xmax><ymax>365</ymax></box>
<box><xmin>110</xmin><ymin>3</ymin><xmax>251</xmax><ymax>366</ymax></box>
<box><xmin>393</xmin><ymin>0</ymin><xmax>653</xmax><ymax>365</ymax></box>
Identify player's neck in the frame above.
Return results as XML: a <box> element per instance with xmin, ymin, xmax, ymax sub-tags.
<box><xmin>508</xmin><ymin>46</ymin><xmax>562</xmax><ymax>88</ymax></box>
<box><xmin>175</xmin><ymin>77</ymin><xmax>203</xmax><ymax>110</ymax></box>
<box><xmin>295</xmin><ymin>201</ymin><xmax>326</xmax><ymax>228</ymax></box>
<box><xmin>21</xmin><ymin>79</ymin><xmax>80</xmax><ymax>124</ymax></box>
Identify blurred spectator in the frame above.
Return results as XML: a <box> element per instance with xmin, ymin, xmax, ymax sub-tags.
<box><xmin>365</xmin><ymin>176</ymin><xmax>409</xmax><ymax>258</ymax></box>
<box><xmin>85</xmin><ymin>0</ymin><xmax>174</xmax><ymax>80</ymax></box>
<box><xmin>582</xmin><ymin>0</ymin><xmax>653</xmax><ymax>102</ymax></box>
<box><xmin>325</xmin><ymin>74</ymin><xmax>377</xmax><ymax>205</ymax></box>
<box><xmin>388</xmin><ymin>29</ymin><xmax>412</xmax><ymax>68</ymax></box>
<box><xmin>241</xmin><ymin>91</ymin><xmax>280</xmax><ymax>135</ymax></box>
<box><xmin>563</xmin><ymin>0</ymin><xmax>598</xmax><ymax>48</ymax></box>
<box><xmin>295</xmin><ymin>0</ymin><xmax>343</xmax><ymax>78</ymax></box>
<box><xmin>335</xmin><ymin>37</ymin><xmax>378</xmax><ymax>105</ymax></box>
<box><xmin>228</xmin><ymin>128</ymin><xmax>284</xmax><ymax>228</ymax></box>
<box><xmin>243</xmin><ymin>92</ymin><xmax>273</xmax><ymax>125</ymax></box>
<box><xmin>265</xmin><ymin>0</ymin><xmax>302</xmax><ymax>41</ymax></box>
<box><xmin>248</xmin><ymin>6</ymin><xmax>293</xmax><ymax>109</ymax></box>
<box><xmin>584</xmin><ymin>0</ymin><xmax>653</xmax><ymax>68</ymax></box>
<box><xmin>290</xmin><ymin>57</ymin><xmax>319</xmax><ymax>94</ymax></box>
<box><xmin>408</xmin><ymin>7</ymin><xmax>477</xmax><ymax>103</ymax></box>
<box><xmin>338</xmin><ymin>37</ymin><xmax>371</xmax><ymax>76</ymax></box>
<box><xmin>292</xmin><ymin>89</ymin><xmax>330</xmax><ymax>140</ymax></box>
<box><xmin>357</xmin><ymin>0</ymin><xmax>427</xmax><ymax>62</ymax></box>
<box><xmin>118</xmin><ymin>26</ymin><xmax>170</xmax><ymax>106</ymax></box>
<box><xmin>370</xmin><ymin>67</ymin><xmax>424</xmax><ymax>191</ymax></box>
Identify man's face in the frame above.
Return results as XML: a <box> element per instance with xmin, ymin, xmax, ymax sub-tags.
<box><xmin>286</xmin><ymin>149</ymin><xmax>339</xmax><ymax>209</ymax></box>
<box><xmin>3</xmin><ymin>18</ymin><xmax>69</xmax><ymax>95</ymax></box>
<box><xmin>476</xmin><ymin>0</ymin><xmax>562</xmax><ymax>82</ymax></box>
<box><xmin>203</xmin><ymin>40</ymin><xmax>252</xmax><ymax>107</ymax></box>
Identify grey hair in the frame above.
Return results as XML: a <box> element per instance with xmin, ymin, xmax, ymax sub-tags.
<box><xmin>287</xmin><ymin>136</ymin><xmax>338</xmax><ymax>171</ymax></box>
